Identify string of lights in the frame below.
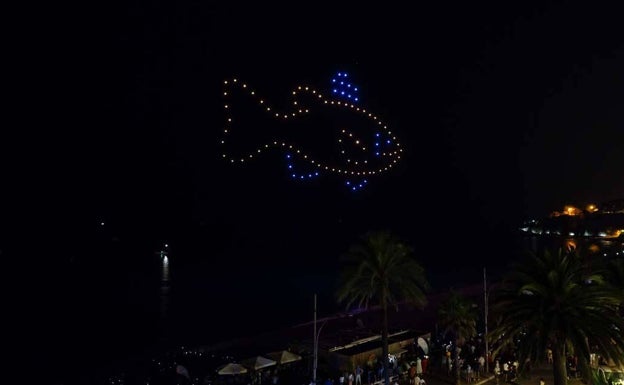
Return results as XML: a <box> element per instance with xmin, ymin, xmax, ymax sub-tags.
<box><xmin>220</xmin><ymin>72</ymin><xmax>403</xmax><ymax>191</ymax></box>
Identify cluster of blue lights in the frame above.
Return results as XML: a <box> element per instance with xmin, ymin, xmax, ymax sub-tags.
<box><xmin>346</xmin><ymin>179</ymin><xmax>368</xmax><ymax>191</ymax></box>
<box><xmin>286</xmin><ymin>153</ymin><xmax>320</xmax><ymax>180</ymax></box>
<box><xmin>374</xmin><ymin>132</ymin><xmax>393</xmax><ymax>157</ymax></box>
<box><xmin>332</xmin><ymin>72</ymin><xmax>359</xmax><ymax>102</ymax></box>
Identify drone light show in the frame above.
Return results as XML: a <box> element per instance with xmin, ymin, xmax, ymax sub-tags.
<box><xmin>220</xmin><ymin>71</ymin><xmax>403</xmax><ymax>192</ymax></box>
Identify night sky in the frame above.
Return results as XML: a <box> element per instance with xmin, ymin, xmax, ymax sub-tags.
<box><xmin>9</xmin><ymin>1</ymin><xmax>624</xmax><ymax>380</ymax></box>
<box><xmin>48</xmin><ymin>1</ymin><xmax>622</xmax><ymax>263</ymax></box>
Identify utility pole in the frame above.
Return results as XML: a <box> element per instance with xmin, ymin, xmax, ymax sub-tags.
<box><xmin>314</xmin><ymin>293</ymin><xmax>317</xmax><ymax>385</ymax></box>
<box><xmin>484</xmin><ymin>267</ymin><xmax>489</xmax><ymax>374</ymax></box>
<box><xmin>313</xmin><ymin>294</ymin><xmax>327</xmax><ymax>385</ymax></box>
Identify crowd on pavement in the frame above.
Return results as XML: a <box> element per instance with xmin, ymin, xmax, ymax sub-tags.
<box><xmin>85</xmin><ymin>323</ymin><xmax>593</xmax><ymax>385</ymax></box>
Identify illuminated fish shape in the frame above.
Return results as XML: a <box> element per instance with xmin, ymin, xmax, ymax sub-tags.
<box><xmin>219</xmin><ymin>73</ymin><xmax>403</xmax><ymax>191</ymax></box>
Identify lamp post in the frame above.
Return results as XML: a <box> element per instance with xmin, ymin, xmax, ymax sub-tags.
<box><xmin>313</xmin><ymin>294</ymin><xmax>328</xmax><ymax>385</ymax></box>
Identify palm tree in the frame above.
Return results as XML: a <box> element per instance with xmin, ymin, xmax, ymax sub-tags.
<box><xmin>602</xmin><ymin>256</ymin><xmax>624</xmax><ymax>311</ymax></box>
<box><xmin>437</xmin><ymin>288</ymin><xmax>478</xmax><ymax>385</ymax></box>
<box><xmin>336</xmin><ymin>230</ymin><xmax>430</xmax><ymax>385</ymax></box>
<box><xmin>488</xmin><ymin>246</ymin><xmax>624</xmax><ymax>385</ymax></box>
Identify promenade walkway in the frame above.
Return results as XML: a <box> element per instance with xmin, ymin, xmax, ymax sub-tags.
<box><xmin>417</xmin><ymin>363</ymin><xmax>584</xmax><ymax>385</ymax></box>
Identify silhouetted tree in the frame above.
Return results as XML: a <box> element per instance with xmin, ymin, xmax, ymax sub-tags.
<box><xmin>489</xmin><ymin>246</ymin><xmax>624</xmax><ymax>385</ymax></box>
<box><xmin>437</xmin><ymin>288</ymin><xmax>478</xmax><ymax>385</ymax></box>
<box><xmin>336</xmin><ymin>230</ymin><xmax>430</xmax><ymax>385</ymax></box>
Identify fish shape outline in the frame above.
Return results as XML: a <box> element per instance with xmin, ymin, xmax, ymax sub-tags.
<box><xmin>220</xmin><ymin>77</ymin><xmax>404</xmax><ymax>189</ymax></box>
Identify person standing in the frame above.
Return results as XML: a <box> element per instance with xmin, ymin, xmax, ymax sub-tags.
<box><xmin>494</xmin><ymin>361</ymin><xmax>501</xmax><ymax>385</ymax></box>
<box><xmin>272</xmin><ymin>370</ymin><xmax>279</xmax><ymax>385</ymax></box>
<box><xmin>466</xmin><ymin>364</ymin><xmax>473</xmax><ymax>383</ymax></box>
<box><xmin>547</xmin><ymin>349</ymin><xmax>553</xmax><ymax>364</ymax></box>
<box><xmin>355</xmin><ymin>365</ymin><xmax>363</xmax><ymax>385</ymax></box>
<box><xmin>478</xmin><ymin>355</ymin><xmax>485</xmax><ymax>376</ymax></box>
<box><xmin>409</xmin><ymin>365</ymin><xmax>417</xmax><ymax>384</ymax></box>
<box><xmin>422</xmin><ymin>356</ymin><xmax>429</xmax><ymax>375</ymax></box>
<box><xmin>524</xmin><ymin>358</ymin><xmax>532</xmax><ymax>380</ymax></box>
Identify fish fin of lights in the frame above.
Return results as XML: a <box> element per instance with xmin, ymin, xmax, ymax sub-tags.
<box><xmin>220</xmin><ymin>72</ymin><xmax>403</xmax><ymax>192</ymax></box>
<box><xmin>331</xmin><ymin>72</ymin><xmax>360</xmax><ymax>103</ymax></box>
<box><xmin>286</xmin><ymin>152</ymin><xmax>320</xmax><ymax>181</ymax></box>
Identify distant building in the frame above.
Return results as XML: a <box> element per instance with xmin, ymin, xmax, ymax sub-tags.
<box><xmin>522</xmin><ymin>199</ymin><xmax>624</xmax><ymax>240</ymax></box>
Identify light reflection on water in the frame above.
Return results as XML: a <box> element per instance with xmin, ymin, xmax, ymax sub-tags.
<box><xmin>162</xmin><ymin>255</ymin><xmax>170</xmax><ymax>282</ymax></box>
<box><xmin>160</xmin><ymin>253</ymin><xmax>171</xmax><ymax>340</ymax></box>
<box><xmin>521</xmin><ymin>234</ymin><xmax>623</xmax><ymax>257</ymax></box>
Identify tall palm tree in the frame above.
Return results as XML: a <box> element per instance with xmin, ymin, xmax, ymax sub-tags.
<box><xmin>437</xmin><ymin>288</ymin><xmax>478</xmax><ymax>385</ymax></box>
<box><xmin>336</xmin><ymin>230</ymin><xmax>430</xmax><ymax>385</ymax></box>
<box><xmin>488</xmin><ymin>246</ymin><xmax>624</xmax><ymax>385</ymax></box>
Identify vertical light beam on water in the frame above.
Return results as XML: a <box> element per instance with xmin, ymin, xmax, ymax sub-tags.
<box><xmin>161</xmin><ymin>255</ymin><xmax>170</xmax><ymax>283</ymax></box>
<box><xmin>160</xmin><ymin>253</ymin><xmax>171</xmax><ymax>342</ymax></box>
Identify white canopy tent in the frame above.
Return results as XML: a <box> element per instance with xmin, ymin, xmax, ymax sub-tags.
<box><xmin>241</xmin><ymin>356</ymin><xmax>277</xmax><ymax>371</ymax></box>
<box><xmin>218</xmin><ymin>363</ymin><xmax>248</xmax><ymax>375</ymax></box>
<box><xmin>266</xmin><ymin>350</ymin><xmax>303</xmax><ymax>365</ymax></box>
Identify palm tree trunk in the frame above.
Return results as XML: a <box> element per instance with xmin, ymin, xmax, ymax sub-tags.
<box><xmin>382</xmin><ymin>298</ymin><xmax>390</xmax><ymax>385</ymax></box>
<box><xmin>583</xmin><ymin>337</ymin><xmax>592</xmax><ymax>385</ymax></box>
<box><xmin>455</xmin><ymin>349</ymin><xmax>461</xmax><ymax>385</ymax></box>
<box><xmin>552</xmin><ymin>345</ymin><xmax>568</xmax><ymax>385</ymax></box>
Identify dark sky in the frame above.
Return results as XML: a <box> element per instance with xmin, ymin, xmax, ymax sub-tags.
<box><xmin>14</xmin><ymin>1</ymin><xmax>623</xmax><ymax>274</ymax></box>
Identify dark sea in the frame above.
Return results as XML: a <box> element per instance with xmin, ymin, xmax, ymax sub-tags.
<box><xmin>38</xmin><ymin>235</ymin><xmax>350</xmax><ymax>384</ymax></box>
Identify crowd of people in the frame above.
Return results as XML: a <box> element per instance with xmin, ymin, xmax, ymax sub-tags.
<box><xmin>96</xmin><ymin>330</ymin><xmax>537</xmax><ymax>385</ymax></box>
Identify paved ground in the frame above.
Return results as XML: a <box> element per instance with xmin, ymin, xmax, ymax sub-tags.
<box><xmin>417</xmin><ymin>363</ymin><xmax>584</xmax><ymax>385</ymax></box>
